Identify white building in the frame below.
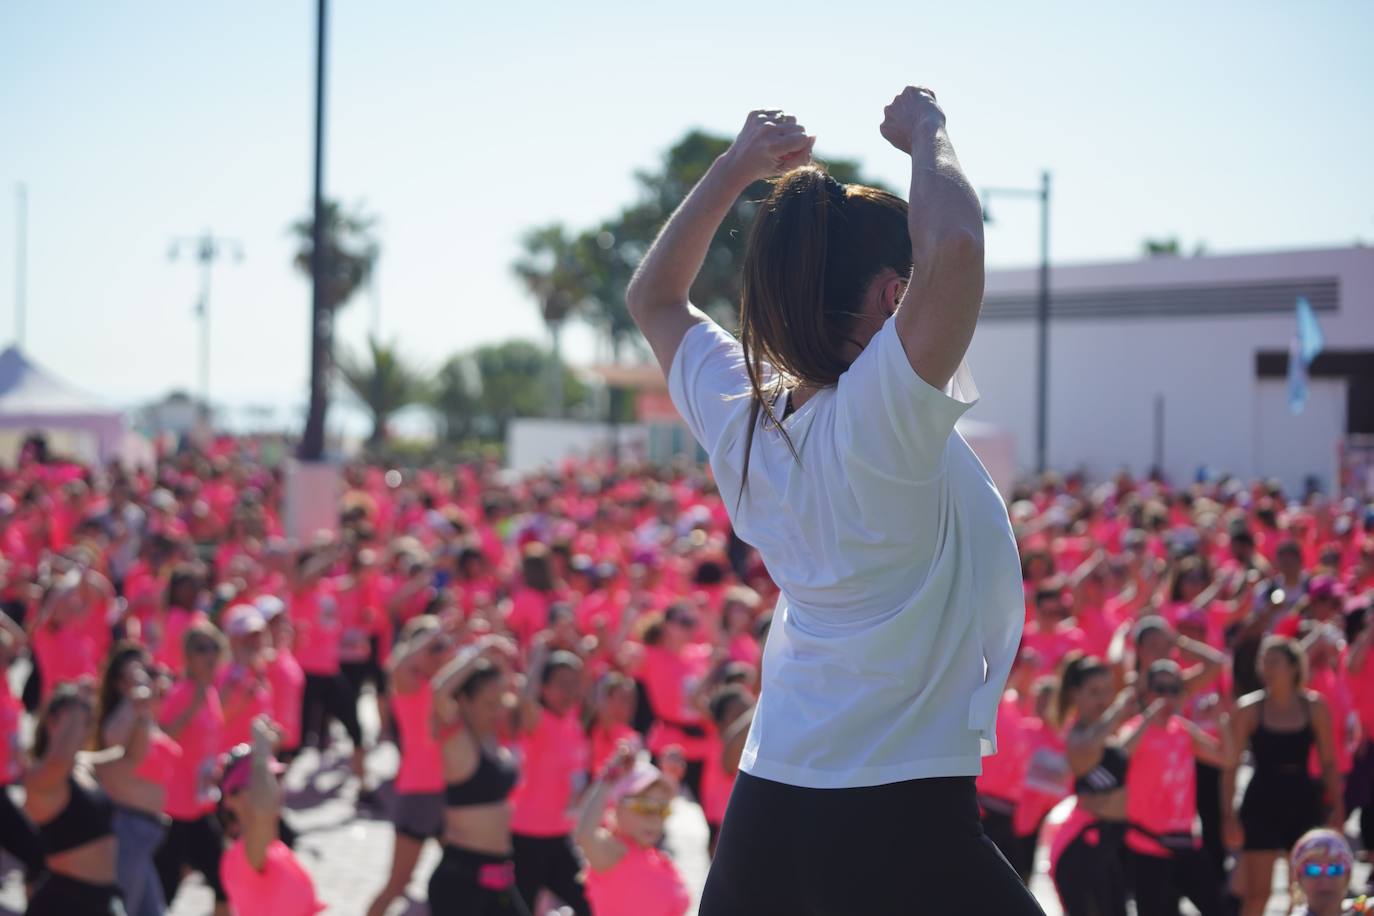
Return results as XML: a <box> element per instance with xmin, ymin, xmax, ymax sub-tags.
<box><xmin>967</xmin><ymin>245</ymin><xmax>1374</xmax><ymax>495</ymax></box>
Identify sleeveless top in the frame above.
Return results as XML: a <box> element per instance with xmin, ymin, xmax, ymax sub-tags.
<box><xmin>1250</xmin><ymin>698</ymin><xmax>1314</xmax><ymax>783</ymax></box>
<box><xmin>391</xmin><ymin>685</ymin><xmax>443</xmax><ymax>795</ymax></box>
<box><xmin>1074</xmin><ymin>744</ymin><xmax>1128</xmax><ymax>795</ymax></box>
<box><xmin>445</xmin><ymin>740</ymin><xmax>518</xmax><ymax>808</ymax></box>
<box><xmin>38</xmin><ymin>775</ymin><xmax>114</xmax><ymax>855</ymax></box>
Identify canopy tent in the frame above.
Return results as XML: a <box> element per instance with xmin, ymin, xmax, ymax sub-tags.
<box><xmin>0</xmin><ymin>346</ymin><xmax>128</xmax><ymax>466</ymax></box>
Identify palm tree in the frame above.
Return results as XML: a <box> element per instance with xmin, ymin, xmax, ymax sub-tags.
<box><xmin>292</xmin><ymin>200</ymin><xmax>380</xmax><ymax>457</ymax></box>
<box><xmin>513</xmin><ymin>224</ymin><xmax>588</xmax><ymax>418</ymax></box>
<box><xmin>335</xmin><ymin>337</ymin><xmax>427</xmax><ymax>446</ymax></box>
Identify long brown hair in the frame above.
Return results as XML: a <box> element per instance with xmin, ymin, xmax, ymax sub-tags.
<box><xmin>738</xmin><ymin>165</ymin><xmax>910</xmax><ymax>489</ymax></box>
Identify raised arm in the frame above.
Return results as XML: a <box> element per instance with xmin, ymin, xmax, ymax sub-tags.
<box><xmin>882</xmin><ymin>87</ymin><xmax>985</xmax><ymax>390</ymax></box>
<box><xmin>626</xmin><ymin>110</ymin><xmax>814</xmax><ymax>375</ymax></box>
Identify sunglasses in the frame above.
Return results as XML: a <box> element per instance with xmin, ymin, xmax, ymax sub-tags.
<box><xmin>1150</xmin><ymin>682</ymin><xmax>1183</xmax><ymax>697</ymax></box>
<box><xmin>1301</xmin><ymin>862</ymin><xmax>1348</xmax><ymax>878</ymax></box>
<box><xmin>622</xmin><ymin>798</ymin><xmax>672</xmax><ymax>819</ymax></box>
<box><xmin>188</xmin><ymin>642</ymin><xmax>219</xmax><ymax>655</ymax></box>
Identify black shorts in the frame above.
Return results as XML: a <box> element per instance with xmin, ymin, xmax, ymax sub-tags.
<box><xmin>428</xmin><ymin>845</ymin><xmax>530</xmax><ymax>916</ymax></box>
<box><xmin>25</xmin><ymin>872</ymin><xmax>124</xmax><ymax>915</ymax></box>
<box><xmin>1239</xmin><ymin>776</ymin><xmax>1321</xmax><ymax>852</ymax></box>
<box><xmin>701</xmin><ymin>773</ymin><xmax>1044</xmax><ymax>916</ymax></box>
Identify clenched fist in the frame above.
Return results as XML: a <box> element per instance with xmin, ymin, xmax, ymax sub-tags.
<box><xmin>721</xmin><ymin>109</ymin><xmax>815</xmax><ymax>185</ymax></box>
<box><xmin>880</xmin><ymin>86</ymin><xmax>946</xmax><ymax>155</ymax></box>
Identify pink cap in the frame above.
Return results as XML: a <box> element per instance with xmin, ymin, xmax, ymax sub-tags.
<box><xmin>608</xmin><ymin>761</ymin><xmax>675</xmax><ymax>805</ymax></box>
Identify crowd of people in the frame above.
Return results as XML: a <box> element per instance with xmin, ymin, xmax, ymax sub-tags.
<box><xmin>0</xmin><ymin>435</ymin><xmax>1370</xmax><ymax>915</ymax></box>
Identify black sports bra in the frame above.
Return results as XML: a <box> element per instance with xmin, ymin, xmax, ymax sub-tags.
<box><xmin>444</xmin><ymin>740</ymin><xmax>518</xmax><ymax>808</ymax></box>
<box><xmin>37</xmin><ymin>775</ymin><xmax>114</xmax><ymax>856</ymax></box>
<box><xmin>1074</xmin><ymin>744</ymin><xmax>1128</xmax><ymax>796</ymax></box>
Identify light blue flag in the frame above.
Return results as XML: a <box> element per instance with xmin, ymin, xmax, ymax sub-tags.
<box><xmin>1287</xmin><ymin>296</ymin><xmax>1324</xmax><ymax>414</ymax></box>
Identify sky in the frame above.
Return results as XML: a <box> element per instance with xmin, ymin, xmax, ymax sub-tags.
<box><xmin>2</xmin><ymin>1</ymin><xmax>1372</xmax><ymax>425</ymax></box>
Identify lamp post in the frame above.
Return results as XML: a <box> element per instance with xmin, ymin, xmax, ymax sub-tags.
<box><xmin>301</xmin><ymin>0</ymin><xmax>330</xmax><ymax>461</ymax></box>
<box><xmin>982</xmin><ymin>170</ymin><xmax>1051</xmax><ymax>475</ymax></box>
<box><xmin>169</xmin><ymin>232</ymin><xmax>243</xmax><ymax>430</ymax></box>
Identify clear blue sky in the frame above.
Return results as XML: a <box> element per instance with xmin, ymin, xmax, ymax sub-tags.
<box><xmin>2</xmin><ymin>1</ymin><xmax>1371</xmax><ymax>419</ymax></box>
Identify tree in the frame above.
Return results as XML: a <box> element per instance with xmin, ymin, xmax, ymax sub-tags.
<box><xmin>335</xmin><ymin>337</ymin><xmax>427</xmax><ymax>446</ymax></box>
<box><xmin>431</xmin><ymin>353</ymin><xmax>483</xmax><ymax>443</ymax></box>
<box><xmin>513</xmin><ymin>225</ymin><xmax>591</xmax><ymax>417</ymax></box>
<box><xmin>292</xmin><ymin>200</ymin><xmax>380</xmax><ymax>457</ymax></box>
<box><xmin>466</xmin><ymin>340</ymin><xmax>587</xmax><ymax>441</ymax></box>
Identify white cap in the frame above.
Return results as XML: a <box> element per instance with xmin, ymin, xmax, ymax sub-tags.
<box><xmin>224</xmin><ymin>604</ymin><xmax>266</xmax><ymax>638</ymax></box>
<box><xmin>254</xmin><ymin>595</ymin><xmax>286</xmax><ymax>622</ymax></box>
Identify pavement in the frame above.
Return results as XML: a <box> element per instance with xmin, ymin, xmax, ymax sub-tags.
<box><xmin>1</xmin><ymin>683</ymin><xmax>1367</xmax><ymax>914</ymax></box>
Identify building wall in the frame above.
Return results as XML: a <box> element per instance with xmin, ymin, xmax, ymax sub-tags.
<box><xmin>964</xmin><ymin>247</ymin><xmax>1374</xmax><ymax>491</ymax></box>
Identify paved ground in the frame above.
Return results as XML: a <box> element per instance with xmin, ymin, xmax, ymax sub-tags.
<box><xmin>1</xmin><ymin>680</ymin><xmax>1367</xmax><ymax>914</ymax></box>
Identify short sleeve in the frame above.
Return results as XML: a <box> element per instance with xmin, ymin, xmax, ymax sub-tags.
<box><xmin>834</xmin><ymin>314</ymin><xmax>978</xmax><ymax>482</ymax></box>
<box><xmin>667</xmin><ymin>317</ymin><xmax>755</xmax><ymax>457</ymax></box>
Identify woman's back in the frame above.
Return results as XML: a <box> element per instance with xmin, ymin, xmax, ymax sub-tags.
<box><xmin>669</xmin><ymin>312</ymin><xmax>1023</xmax><ymax>789</ymax></box>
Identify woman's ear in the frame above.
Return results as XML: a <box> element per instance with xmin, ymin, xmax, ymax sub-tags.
<box><xmin>883</xmin><ymin>274</ymin><xmax>907</xmax><ymax>317</ymax></box>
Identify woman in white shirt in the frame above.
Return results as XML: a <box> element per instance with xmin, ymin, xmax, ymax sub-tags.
<box><xmin>626</xmin><ymin>88</ymin><xmax>1041</xmax><ymax>914</ymax></box>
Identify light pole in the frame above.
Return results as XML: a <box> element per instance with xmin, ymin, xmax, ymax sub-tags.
<box><xmin>169</xmin><ymin>232</ymin><xmax>243</xmax><ymax>429</ymax></box>
<box><xmin>982</xmin><ymin>170</ymin><xmax>1051</xmax><ymax>475</ymax></box>
<box><xmin>301</xmin><ymin>0</ymin><xmax>331</xmax><ymax>461</ymax></box>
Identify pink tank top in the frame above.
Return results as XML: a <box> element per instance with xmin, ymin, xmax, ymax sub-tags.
<box><xmin>510</xmin><ymin>709</ymin><xmax>589</xmax><ymax>837</ymax></box>
<box><xmin>135</xmin><ymin>731</ymin><xmax>183</xmax><ymax>787</ymax></box>
<box><xmin>391</xmin><ymin>684</ymin><xmax>444</xmax><ymax>794</ymax></box>
<box><xmin>1124</xmin><ymin>716</ymin><xmax>1197</xmax><ymax>856</ymax></box>
<box><xmin>267</xmin><ymin>651</ymin><xmax>306</xmax><ymax>751</ymax></box>
<box><xmin>584</xmin><ymin>843</ymin><xmax>691</xmax><ymax>916</ymax></box>
<box><xmin>221</xmin><ymin>839</ymin><xmax>325</xmax><ymax>916</ymax></box>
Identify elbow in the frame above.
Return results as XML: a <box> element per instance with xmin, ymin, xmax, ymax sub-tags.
<box><xmin>937</xmin><ymin>227</ymin><xmax>985</xmax><ymax>265</ymax></box>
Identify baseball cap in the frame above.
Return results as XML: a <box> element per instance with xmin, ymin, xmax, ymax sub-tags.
<box><xmin>254</xmin><ymin>595</ymin><xmax>286</xmax><ymax>622</ymax></box>
<box><xmin>608</xmin><ymin>760</ymin><xmax>675</xmax><ymax>805</ymax></box>
<box><xmin>223</xmin><ymin>604</ymin><xmax>266</xmax><ymax>638</ymax></box>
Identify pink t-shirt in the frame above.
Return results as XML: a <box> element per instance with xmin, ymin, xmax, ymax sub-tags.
<box><xmin>1348</xmin><ymin>647</ymin><xmax>1374</xmax><ymax>739</ymax></box>
<box><xmin>507</xmin><ymin>588</ymin><xmax>553</xmax><ymax>647</ymax></box>
<box><xmin>216</xmin><ymin>663</ymin><xmax>274</xmax><ymax>753</ymax></box>
<box><xmin>1308</xmin><ymin>666</ymin><xmax>1355</xmax><ymax>776</ymax></box>
<box><xmin>976</xmin><ymin>693</ymin><xmax>1028</xmax><ymax>805</ymax></box>
<box><xmin>146</xmin><ymin>608</ymin><xmax>208</xmax><ymax>676</ymax></box>
<box><xmin>221</xmin><ymin>839</ymin><xmax>325</xmax><ymax>916</ymax></box>
<box><xmin>1020</xmin><ymin>620</ymin><xmax>1087</xmax><ymax>677</ymax></box>
<box><xmin>159</xmin><ymin>679</ymin><xmax>224</xmax><ymax>820</ymax></box>
<box><xmin>584</xmin><ymin>843</ymin><xmax>691</xmax><ymax>916</ymax></box>
<box><xmin>510</xmin><ymin>709</ymin><xmax>590</xmax><ymax>837</ymax></box>
<box><xmin>1124</xmin><ymin>716</ymin><xmax>1197</xmax><ymax>856</ymax></box>
<box><xmin>0</xmin><ymin>680</ymin><xmax>22</xmax><ymax>785</ymax></box>
<box><xmin>290</xmin><ymin>584</ymin><xmax>342</xmax><ymax>676</ymax></box>
<box><xmin>266</xmin><ymin>650</ymin><xmax>306</xmax><ymax>751</ymax></box>
<box><xmin>391</xmin><ymin>684</ymin><xmax>443</xmax><ymax>795</ymax></box>
<box><xmin>641</xmin><ymin>644</ymin><xmax>712</xmax><ymax>759</ymax></box>
<box><xmin>726</xmin><ymin>633</ymin><xmax>761</xmax><ymax>670</ymax></box>
<box><xmin>31</xmin><ymin>622</ymin><xmax>96</xmax><ymax>699</ymax></box>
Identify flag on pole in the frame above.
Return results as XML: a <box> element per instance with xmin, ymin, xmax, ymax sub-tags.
<box><xmin>1287</xmin><ymin>296</ymin><xmax>1325</xmax><ymax>414</ymax></box>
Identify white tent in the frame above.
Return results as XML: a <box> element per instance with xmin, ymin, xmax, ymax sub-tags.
<box><xmin>0</xmin><ymin>346</ymin><xmax>128</xmax><ymax>465</ymax></box>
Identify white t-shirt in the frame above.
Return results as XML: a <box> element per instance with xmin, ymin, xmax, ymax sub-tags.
<box><xmin>668</xmin><ymin>312</ymin><xmax>1023</xmax><ymax>789</ymax></box>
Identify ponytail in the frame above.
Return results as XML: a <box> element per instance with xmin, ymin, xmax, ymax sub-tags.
<box><xmin>737</xmin><ymin>165</ymin><xmax>910</xmax><ymax>499</ymax></box>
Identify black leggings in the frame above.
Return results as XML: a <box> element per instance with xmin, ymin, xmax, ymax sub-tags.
<box><xmin>511</xmin><ymin>833</ymin><xmax>590</xmax><ymax>916</ymax></box>
<box><xmin>1193</xmin><ymin>761</ymin><xmax>1227</xmax><ymax>883</ymax></box>
<box><xmin>700</xmin><ymin>772</ymin><xmax>1044</xmax><ymax>916</ymax></box>
<box><xmin>1053</xmin><ymin>821</ymin><xmax>1127</xmax><ymax>916</ymax></box>
<box><xmin>0</xmin><ymin>785</ymin><xmax>43</xmax><ymax>880</ymax></box>
<box><xmin>302</xmin><ymin>672</ymin><xmax>363</xmax><ymax>750</ymax></box>
<box><xmin>1128</xmin><ymin>847</ymin><xmax>1226</xmax><ymax>916</ymax></box>
<box><xmin>428</xmin><ymin>845</ymin><xmax>531</xmax><ymax>916</ymax></box>
<box><xmin>980</xmin><ymin>803</ymin><xmax>1035</xmax><ymax>884</ymax></box>
<box><xmin>26</xmin><ymin>872</ymin><xmax>125</xmax><ymax>915</ymax></box>
<box><xmin>154</xmin><ymin>814</ymin><xmax>225</xmax><ymax>904</ymax></box>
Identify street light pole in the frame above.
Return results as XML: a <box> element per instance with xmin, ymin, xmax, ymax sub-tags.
<box><xmin>169</xmin><ymin>232</ymin><xmax>243</xmax><ymax>430</ymax></box>
<box><xmin>300</xmin><ymin>0</ymin><xmax>330</xmax><ymax>461</ymax></box>
<box><xmin>983</xmin><ymin>170</ymin><xmax>1053</xmax><ymax>475</ymax></box>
